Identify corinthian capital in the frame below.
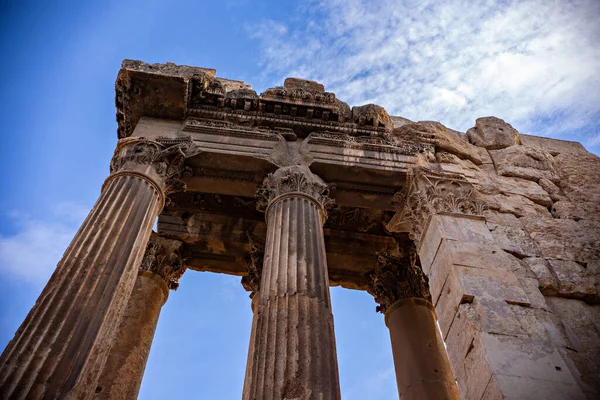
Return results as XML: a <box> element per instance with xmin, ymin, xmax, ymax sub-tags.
<box><xmin>139</xmin><ymin>233</ymin><xmax>185</xmax><ymax>290</ymax></box>
<box><xmin>108</xmin><ymin>136</ymin><xmax>198</xmax><ymax>196</ymax></box>
<box><xmin>256</xmin><ymin>165</ymin><xmax>334</xmax><ymax>219</ymax></box>
<box><xmin>367</xmin><ymin>249</ymin><xmax>431</xmax><ymax>314</ymax></box>
<box><xmin>387</xmin><ymin>167</ymin><xmax>486</xmax><ymax>245</ymax></box>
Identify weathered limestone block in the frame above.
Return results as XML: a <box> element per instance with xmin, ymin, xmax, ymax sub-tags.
<box><xmin>539</xmin><ymin>178</ymin><xmax>565</xmax><ymax>202</ymax></box>
<box><xmin>391</xmin><ymin>115</ymin><xmax>413</xmax><ymax>128</ymax></box>
<box><xmin>523</xmin><ymin>257</ymin><xmax>559</xmax><ymax>296</ymax></box>
<box><xmin>284</xmin><ymin>77</ymin><xmax>325</xmax><ymax>92</ymax></box>
<box><xmin>510</xmin><ymin>306</ymin><xmax>569</xmax><ymax>345</ymax></box>
<box><xmin>121</xmin><ymin>59</ymin><xmax>216</xmax><ymax>78</ymax></box>
<box><xmin>419</xmin><ymin>215</ymin><xmax>493</xmax><ymax>272</ymax></box>
<box><xmin>520</xmin><ymin>134</ymin><xmax>588</xmax><ymax>155</ymax></box>
<box><xmin>466</xmin><ymin>116</ymin><xmax>521</xmax><ymax>149</ymax></box>
<box><xmin>351</xmin><ymin>103</ymin><xmax>393</xmax><ymax>128</ymax></box>
<box><xmin>486</xmin><ymin>220</ymin><xmax>542</xmax><ymax>258</ymax></box>
<box><xmin>479</xmin><ymin>193</ymin><xmax>551</xmax><ymax>218</ymax></box>
<box><xmin>435</xmin><ymin>151</ymin><xmax>480</xmax><ymax>170</ymax></box>
<box><xmin>482</xmin><ymin>368</ymin><xmax>585</xmax><ymax>400</ymax></box>
<box><xmin>521</xmin><ymin>216</ymin><xmax>600</xmax><ymax>266</ymax></box>
<box><xmin>552</xmin><ymin>201</ymin><xmax>600</xmax><ymax>222</ymax></box>
<box><xmin>489</xmin><ymin>145</ymin><xmax>559</xmax><ymax>183</ymax></box>
<box><xmin>555</xmin><ymin>151</ymin><xmax>600</xmax><ymax>204</ymax></box>
<box><xmin>392</xmin><ymin>121</ymin><xmax>482</xmax><ymax>164</ymax></box>
<box><xmin>546</xmin><ymin>297</ymin><xmax>600</xmax><ymax>398</ymax></box>
<box><xmin>436</xmin><ymin>262</ymin><xmax>530</xmax><ymax>336</ymax></box>
<box><xmin>475</xmin><ymin>172</ymin><xmax>553</xmax><ymax>208</ymax></box>
<box><xmin>546</xmin><ymin>260</ymin><xmax>596</xmax><ymax>300</ymax></box>
<box><xmin>519</xmin><ymin>277</ymin><xmax>550</xmax><ymax>310</ymax></box>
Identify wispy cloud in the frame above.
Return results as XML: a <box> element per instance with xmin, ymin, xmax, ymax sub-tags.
<box><xmin>0</xmin><ymin>203</ymin><xmax>89</xmax><ymax>285</ymax></box>
<box><xmin>249</xmin><ymin>0</ymin><xmax>600</xmax><ymax>143</ymax></box>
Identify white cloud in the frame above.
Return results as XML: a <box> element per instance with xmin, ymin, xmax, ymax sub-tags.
<box><xmin>249</xmin><ymin>0</ymin><xmax>600</xmax><ymax>142</ymax></box>
<box><xmin>0</xmin><ymin>203</ymin><xmax>88</xmax><ymax>285</ymax></box>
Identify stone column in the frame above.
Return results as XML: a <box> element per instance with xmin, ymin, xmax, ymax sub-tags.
<box><xmin>93</xmin><ymin>233</ymin><xmax>185</xmax><ymax>399</ymax></box>
<box><xmin>0</xmin><ymin>137</ymin><xmax>195</xmax><ymax>399</ymax></box>
<box><xmin>387</xmin><ymin>167</ymin><xmax>585</xmax><ymax>399</ymax></box>
<box><xmin>368</xmin><ymin>251</ymin><xmax>460</xmax><ymax>400</ymax></box>
<box><xmin>242</xmin><ymin>165</ymin><xmax>341</xmax><ymax>400</ymax></box>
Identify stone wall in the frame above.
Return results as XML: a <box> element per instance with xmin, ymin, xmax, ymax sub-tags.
<box><xmin>393</xmin><ymin>116</ymin><xmax>600</xmax><ymax>399</ymax></box>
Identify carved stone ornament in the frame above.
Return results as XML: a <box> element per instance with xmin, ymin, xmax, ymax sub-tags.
<box><xmin>367</xmin><ymin>250</ymin><xmax>431</xmax><ymax>314</ymax></box>
<box><xmin>387</xmin><ymin>166</ymin><xmax>487</xmax><ymax>246</ymax></box>
<box><xmin>255</xmin><ymin>165</ymin><xmax>334</xmax><ymax>221</ymax></box>
<box><xmin>140</xmin><ymin>233</ymin><xmax>186</xmax><ymax>290</ymax></box>
<box><xmin>108</xmin><ymin>136</ymin><xmax>199</xmax><ymax>196</ymax></box>
<box><xmin>307</xmin><ymin>131</ymin><xmax>433</xmax><ymax>156</ymax></box>
<box><xmin>241</xmin><ymin>233</ymin><xmax>266</xmax><ymax>298</ymax></box>
<box><xmin>326</xmin><ymin>205</ymin><xmax>383</xmax><ymax>233</ymax></box>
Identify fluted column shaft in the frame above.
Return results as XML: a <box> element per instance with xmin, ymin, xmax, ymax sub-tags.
<box><xmin>243</xmin><ymin>165</ymin><xmax>341</xmax><ymax>400</ymax></box>
<box><xmin>94</xmin><ymin>272</ymin><xmax>167</xmax><ymax>400</ymax></box>
<box><xmin>93</xmin><ymin>234</ymin><xmax>184</xmax><ymax>400</ymax></box>
<box><xmin>0</xmin><ymin>137</ymin><xmax>194</xmax><ymax>399</ymax></box>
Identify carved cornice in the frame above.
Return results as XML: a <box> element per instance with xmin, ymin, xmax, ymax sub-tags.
<box><xmin>182</xmin><ymin>118</ymin><xmax>280</xmax><ymax>142</ymax></box>
<box><xmin>367</xmin><ymin>250</ymin><xmax>431</xmax><ymax>314</ymax></box>
<box><xmin>188</xmin><ymin>107</ymin><xmax>390</xmax><ymax>137</ymax></box>
<box><xmin>107</xmin><ymin>136</ymin><xmax>198</xmax><ymax>197</ymax></box>
<box><xmin>261</xmin><ymin>86</ymin><xmax>337</xmax><ymax>110</ymax></box>
<box><xmin>256</xmin><ymin>165</ymin><xmax>334</xmax><ymax>221</ymax></box>
<box><xmin>140</xmin><ymin>233</ymin><xmax>185</xmax><ymax>290</ymax></box>
<box><xmin>307</xmin><ymin>131</ymin><xmax>433</xmax><ymax>156</ymax></box>
<box><xmin>241</xmin><ymin>233</ymin><xmax>266</xmax><ymax>298</ymax></box>
<box><xmin>387</xmin><ymin>167</ymin><xmax>486</xmax><ymax>246</ymax></box>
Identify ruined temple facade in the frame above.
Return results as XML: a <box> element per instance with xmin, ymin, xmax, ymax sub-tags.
<box><xmin>0</xmin><ymin>60</ymin><xmax>599</xmax><ymax>399</ymax></box>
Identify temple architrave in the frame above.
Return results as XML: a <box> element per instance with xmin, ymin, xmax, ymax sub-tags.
<box><xmin>0</xmin><ymin>60</ymin><xmax>599</xmax><ymax>400</ymax></box>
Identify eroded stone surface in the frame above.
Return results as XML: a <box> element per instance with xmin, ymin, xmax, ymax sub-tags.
<box><xmin>393</xmin><ymin>121</ymin><xmax>482</xmax><ymax>164</ymax></box>
<box><xmin>475</xmin><ymin>172</ymin><xmax>553</xmax><ymax>208</ymax></box>
<box><xmin>351</xmin><ymin>103</ymin><xmax>393</xmax><ymax>128</ymax></box>
<box><xmin>467</xmin><ymin>116</ymin><xmax>521</xmax><ymax>149</ymax></box>
<box><xmin>552</xmin><ymin>201</ymin><xmax>600</xmax><ymax>222</ymax></box>
<box><xmin>546</xmin><ymin>260</ymin><xmax>596</xmax><ymax>300</ymax></box>
<box><xmin>546</xmin><ymin>298</ymin><xmax>600</xmax><ymax>398</ymax></box>
<box><xmin>555</xmin><ymin>152</ymin><xmax>600</xmax><ymax>204</ymax></box>
<box><xmin>284</xmin><ymin>77</ymin><xmax>325</xmax><ymax>92</ymax></box>
<box><xmin>489</xmin><ymin>145</ymin><xmax>559</xmax><ymax>183</ymax></box>
<box><xmin>523</xmin><ymin>257</ymin><xmax>559</xmax><ymax>296</ymax></box>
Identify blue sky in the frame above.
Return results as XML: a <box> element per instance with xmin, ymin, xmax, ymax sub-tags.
<box><xmin>0</xmin><ymin>0</ymin><xmax>598</xmax><ymax>398</ymax></box>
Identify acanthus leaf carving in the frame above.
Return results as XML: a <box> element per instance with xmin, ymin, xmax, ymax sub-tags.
<box><xmin>255</xmin><ymin>165</ymin><xmax>334</xmax><ymax>221</ymax></box>
<box><xmin>140</xmin><ymin>233</ymin><xmax>186</xmax><ymax>290</ymax></box>
<box><xmin>387</xmin><ymin>167</ymin><xmax>487</xmax><ymax>246</ymax></box>
<box><xmin>367</xmin><ymin>248</ymin><xmax>431</xmax><ymax>314</ymax></box>
<box><xmin>109</xmin><ymin>136</ymin><xmax>198</xmax><ymax>196</ymax></box>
